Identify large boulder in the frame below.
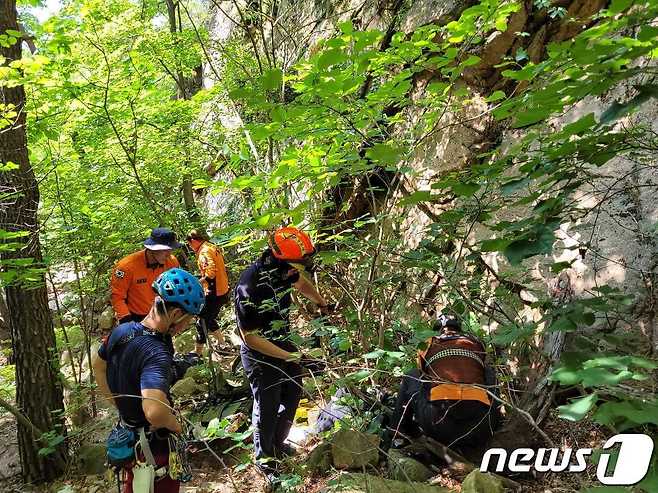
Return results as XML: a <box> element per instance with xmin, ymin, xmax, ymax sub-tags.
<box><xmin>170</xmin><ymin>377</ymin><xmax>206</xmax><ymax>399</ymax></box>
<box><xmin>185</xmin><ymin>365</ymin><xmax>211</xmax><ymax>384</ymax></box>
<box><xmin>387</xmin><ymin>449</ymin><xmax>433</xmax><ymax>482</ymax></box>
<box><xmin>307</xmin><ymin>442</ymin><xmax>333</xmax><ymax>475</ymax></box>
<box><xmin>98</xmin><ymin>306</ymin><xmax>115</xmax><ymax>331</ymax></box>
<box><xmin>325</xmin><ymin>473</ymin><xmax>454</xmax><ymax>493</ymax></box>
<box><xmin>331</xmin><ymin>429</ymin><xmax>380</xmax><ymax>470</ymax></box>
<box><xmin>461</xmin><ymin>469</ymin><xmax>504</xmax><ymax>493</ymax></box>
<box><xmin>76</xmin><ymin>444</ymin><xmax>107</xmax><ymax>475</ymax></box>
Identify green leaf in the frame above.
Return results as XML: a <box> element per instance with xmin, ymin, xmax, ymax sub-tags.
<box><xmin>491</xmin><ymin>324</ymin><xmax>536</xmax><ymax>345</ymax></box>
<box><xmin>0</xmin><ymin>161</ymin><xmax>19</xmax><ymax>171</ymax></box>
<box><xmin>601</xmin><ymin>85</ymin><xmax>658</xmax><ymax>124</ymax></box>
<box><xmin>513</xmin><ymin>107</ymin><xmax>552</xmax><ymax>128</ymax></box>
<box><xmin>366</xmin><ymin>143</ymin><xmax>403</xmax><ymax>165</ymax></box>
<box><xmin>451</xmin><ymin>182</ymin><xmax>479</xmax><ymax>196</ymax></box>
<box><xmin>254</xmin><ymin>213</ymin><xmax>273</xmax><ymax>227</ymax></box>
<box><xmin>398</xmin><ymin>190</ymin><xmax>432</xmax><ymax>206</ymax></box>
<box><xmin>562</xmin><ymin>113</ymin><xmax>597</xmax><ymax>136</ymax></box>
<box><xmin>557</xmin><ymin>393</ymin><xmax>598</xmax><ymax>422</ymax></box>
<box><xmin>461</xmin><ymin>55</ymin><xmax>481</xmax><ymax>67</ymax></box>
<box><xmin>262</xmin><ymin>68</ymin><xmax>282</xmax><ymax>91</ymax></box>
<box><xmin>317</xmin><ymin>48</ymin><xmax>347</xmax><ymax>70</ymax></box>
<box><xmin>500</xmin><ymin>177</ymin><xmax>528</xmax><ymax>195</ymax></box>
<box><xmin>503</xmin><ymin>227</ymin><xmax>555</xmax><ymax>265</ymax></box>
<box><xmin>593</xmin><ymin>399</ymin><xmax>658</xmax><ymax>430</ymax></box>
<box><xmin>638</xmin><ymin>25</ymin><xmax>658</xmax><ymax>42</ymax></box>
<box><xmin>551</xmin><ymin>366</ymin><xmax>634</xmax><ymax>387</ymax></box>
<box><xmin>551</xmin><ymin>261</ymin><xmax>572</xmax><ymax>273</ymax></box>
<box><xmin>480</xmin><ymin>238</ymin><xmax>512</xmax><ymax>252</ymax></box>
<box><xmin>608</xmin><ymin>0</ymin><xmax>633</xmax><ymax>13</ymax></box>
<box><xmin>548</xmin><ymin>316</ymin><xmax>578</xmax><ymax>332</ymax></box>
<box><xmin>495</xmin><ymin>16</ymin><xmax>508</xmax><ymax>32</ymax></box>
<box><xmin>485</xmin><ymin>90</ymin><xmax>506</xmax><ymax>102</ymax></box>
<box><xmin>347</xmin><ymin>369</ymin><xmax>373</xmax><ymax>382</ymax></box>
<box><xmin>339</xmin><ymin>20</ymin><xmax>353</xmax><ymax>34</ymax></box>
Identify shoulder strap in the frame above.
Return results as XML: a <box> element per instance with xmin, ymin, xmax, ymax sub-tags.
<box><xmin>106</xmin><ymin>324</ymin><xmax>163</xmax><ymax>357</ymax></box>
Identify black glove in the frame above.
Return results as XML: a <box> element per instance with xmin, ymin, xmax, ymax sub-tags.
<box><xmin>300</xmin><ymin>357</ymin><xmax>327</xmax><ymax>373</ymax></box>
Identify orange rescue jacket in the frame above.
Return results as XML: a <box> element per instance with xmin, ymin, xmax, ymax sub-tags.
<box><xmin>196</xmin><ymin>241</ymin><xmax>229</xmax><ymax>296</ymax></box>
<box><xmin>110</xmin><ymin>250</ymin><xmax>179</xmax><ymax>320</ymax></box>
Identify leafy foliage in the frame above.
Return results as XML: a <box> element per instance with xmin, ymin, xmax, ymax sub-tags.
<box><xmin>4</xmin><ymin>0</ymin><xmax>658</xmax><ymax>488</ymax></box>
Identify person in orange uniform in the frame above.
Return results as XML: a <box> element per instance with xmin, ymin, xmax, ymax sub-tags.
<box><xmin>186</xmin><ymin>229</ymin><xmax>230</xmax><ymax>355</ymax></box>
<box><xmin>111</xmin><ymin>228</ymin><xmax>181</xmax><ymax>324</ymax></box>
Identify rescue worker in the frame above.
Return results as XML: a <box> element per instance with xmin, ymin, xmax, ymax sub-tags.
<box><xmin>235</xmin><ymin>226</ymin><xmax>328</xmax><ymax>481</ymax></box>
<box><xmin>186</xmin><ymin>229</ymin><xmax>230</xmax><ymax>355</ymax></box>
<box><xmin>93</xmin><ymin>268</ymin><xmax>205</xmax><ymax>493</ymax></box>
<box><xmin>386</xmin><ymin>314</ymin><xmax>501</xmax><ymax>454</ymax></box>
<box><xmin>111</xmin><ymin>228</ymin><xmax>181</xmax><ymax>324</ymax></box>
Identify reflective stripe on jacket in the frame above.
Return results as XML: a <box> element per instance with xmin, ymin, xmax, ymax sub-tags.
<box><xmin>196</xmin><ymin>241</ymin><xmax>229</xmax><ymax>296</ymax></box>
<box><xmin>110</xmin><ymin>250</ymin><xmax>179</xmax><ymax>320</ymax></box>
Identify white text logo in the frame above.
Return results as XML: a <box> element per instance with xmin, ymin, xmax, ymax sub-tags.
<box><xmin>480</xmin><ymin>434</ymin><xmax>654</xmax><ymax>485</ymax></box>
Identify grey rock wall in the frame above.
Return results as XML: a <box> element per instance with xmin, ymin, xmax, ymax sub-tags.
<box><xmin>201</xmin><ymin>1</ymin><xmax>658</xmax><ymax>351</ymax></box>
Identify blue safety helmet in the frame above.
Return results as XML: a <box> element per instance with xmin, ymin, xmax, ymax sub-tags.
<box><xmin>152</xmin><ymin>268</ymin><xmax>205</xmax><ymax>315</ymax></box>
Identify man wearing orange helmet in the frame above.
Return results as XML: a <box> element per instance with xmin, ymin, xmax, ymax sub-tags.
<box><xmin>235</xmin><ymin>226</ymin><xmax>328</xmax><ymax>481</ymax></box>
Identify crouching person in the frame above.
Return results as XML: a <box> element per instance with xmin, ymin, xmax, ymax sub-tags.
<box><xmin>93</xmin><ymin>268</ymin><xmax>205</xmax><ymax>493</ymax></box>
<box><xmin>387</xmin><ymin>314</ymin><xmax>501</xmax><ymax>455</ymax></box>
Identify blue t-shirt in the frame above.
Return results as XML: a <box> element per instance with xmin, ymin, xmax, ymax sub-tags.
<box><xmin>234</xmin><ymin>251</ymin><xmax>299</xmax><ymax>344</ymax></box>
<box><xmin>98</xmin><ymin>322</ymin><xmax>174</xmax><ymax>428</ymax></box>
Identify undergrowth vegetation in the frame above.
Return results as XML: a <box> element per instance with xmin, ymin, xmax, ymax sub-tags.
<box><xmin>2</xmin><ymin>0</ymin><xmax>658</xmax><ymax>490</ymax></box>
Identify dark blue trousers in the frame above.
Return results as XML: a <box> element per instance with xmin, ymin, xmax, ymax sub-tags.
<box><xmin>240</xmin><ymin>343</ymin><xmax>303</xmax><ymax>463</ymax></box>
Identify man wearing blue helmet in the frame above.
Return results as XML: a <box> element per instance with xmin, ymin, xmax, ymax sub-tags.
<box><xmin>93</xmin><ymin>268</ymin><xmax>204</xmax><ymax>493</ymax></box>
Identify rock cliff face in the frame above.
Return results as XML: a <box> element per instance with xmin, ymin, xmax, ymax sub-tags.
<box><xmin>201</xmin><ymin>0</ymin><xmax>658</xmax><ymax>352</ymax></box>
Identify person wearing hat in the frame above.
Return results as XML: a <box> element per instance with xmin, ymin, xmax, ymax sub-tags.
<box><xmin>186</xmin><ymin>229</ymin><xmax>230</xmax><ymax>355</ymax></box>
<box><xmin>235</xmin><ymin>226</ymin><xmax>329</xmax><ymax>481</ymax></box>
<box><xmin>384</xmin><ymin>314</ymin><xmax>501</xmax><ymax>455</ymax></box>
<box><xmin>111</xmin><ymin>228</ymin><xmax>182</xmax><ymax>325</ymax></box>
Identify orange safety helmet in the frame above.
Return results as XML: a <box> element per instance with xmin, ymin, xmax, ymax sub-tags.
<box><xmin>269</xmin><ymin>226</ymin><xmax>316</xmax><ymax>262</ymax></box>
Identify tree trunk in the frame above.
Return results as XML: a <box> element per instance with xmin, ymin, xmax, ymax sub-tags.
<box><xmin>165</xmin><ymin>0</ymin><xmax>200</xmax><ymax>223</ymax></box>
<box><xmin>0</xmin><ymin>1</ymin><xmax>67</xmax><ymax>482</ymax></box>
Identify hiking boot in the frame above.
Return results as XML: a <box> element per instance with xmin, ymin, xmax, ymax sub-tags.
<box><xmin>265</xmin><ymin>472</ymin><xmax>283</xmax><ymax>493</ymax></box>
<box><xmin>276</xmin><ymin>443</ymin><xmax>297</xmax><ymax>458</ymax></box>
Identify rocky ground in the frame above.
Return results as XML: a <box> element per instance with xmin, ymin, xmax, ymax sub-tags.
<box><xmin>0</xmin><ymin>400</ymin><xmax>611</xmax><ymax>493</ymax></box>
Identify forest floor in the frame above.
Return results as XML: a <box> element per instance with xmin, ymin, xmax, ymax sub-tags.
<box><xmin>0</xmin><ymin>394</ymin><xmax>609</xmax><ymax>493</ymax></box>
<box><xmin>0</xmin><ymin>319</ymin><xmax>611</xmax><ymax>493</ymax></box>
